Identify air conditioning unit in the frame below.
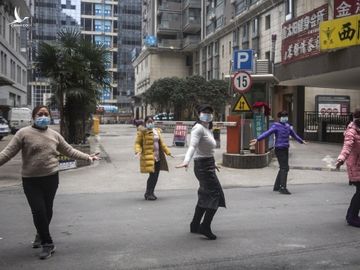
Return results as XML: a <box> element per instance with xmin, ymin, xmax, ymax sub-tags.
<box><xmin>208</xmin><ymin>12</ymin><xmax>215</xmax><ymax>20</ymax></box>
<box><xmin>230</xmin><ymin>0</ymin><xmax>236</xmax><ymax>4</ymax></box>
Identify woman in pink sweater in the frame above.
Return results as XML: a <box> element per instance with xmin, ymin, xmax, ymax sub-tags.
<box><xmin>336</xmin><ymin>109</ymin><xmax>360</xmax><ymax>228</ymax></box>
<box><xmin>0</xmin><ymin>105</ymin><xmax>100</xmax><ymax>259</ymax></box>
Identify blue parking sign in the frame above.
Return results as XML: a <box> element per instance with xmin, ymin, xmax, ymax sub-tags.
<box><xmin>233</xmin><ymin>49</ymin><xmax>254</xmax><ymax>72</ymax></box>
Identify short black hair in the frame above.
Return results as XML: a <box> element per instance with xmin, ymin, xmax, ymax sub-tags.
<box><xmin>277</xmin><ymin>111</ymin><xmax>288</xmax><ymax>118</ymax></box>
<box><xmin>144</xmin><ymin>116</ymin><xmax>154</xmax><ymax>122</ymax></box>
<box><xmin>196</xmin><ymin>104</ymin><xmax>214</xmax><ymax>113</ymax></box>
<box><xmin>32</xmin><ymin>105</ymin><xmax>51</xmax><ymax>119</ymax></box>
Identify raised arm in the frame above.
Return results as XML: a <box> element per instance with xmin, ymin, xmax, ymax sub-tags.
<box><xmin>257</xmin><ymin>125</ymin><xmax>276</xmax><ymax>141</ymax></box>
<box><xmin>338</xmin><ymin>128</ymin><xmax>356</xmax><ymax>162</ymax></box>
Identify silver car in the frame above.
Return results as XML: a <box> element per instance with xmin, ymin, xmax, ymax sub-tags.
<box><xmin>0</xmin><ymin>118</ymin><xmax>10</xmax><ymax>140</ymax></box>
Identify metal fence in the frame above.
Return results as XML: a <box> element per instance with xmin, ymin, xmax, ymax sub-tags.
<box><xmin>304</xmin><ymin>111</ymin><xmax>351</xmax><ymax>132</ymax></box>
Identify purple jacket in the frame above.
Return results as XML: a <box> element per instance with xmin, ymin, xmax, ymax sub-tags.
<box><xmin>257</xmin><ymin>122</ymin><xmax>304</xmax><ymax>149</ymax></box>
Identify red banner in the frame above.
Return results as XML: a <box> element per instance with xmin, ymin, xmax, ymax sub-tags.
<box><xmin>173</xmin><ymin>123</ymin><xmax>188</xmax><ymax>146</ymax></box>
<box><xmin>281</xmin><ymin>4</ymin><xmax>328</xmax><ymax>64</ymax></box>
<box><xmin>334</xmin><ymin>0</ymin><xmax>360</xmax><ymax>18</ymax></box>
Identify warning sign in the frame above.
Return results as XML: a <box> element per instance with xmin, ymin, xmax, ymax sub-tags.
<box><xmin>173</xmin><ymin>123</ymin><xmax>188</xmax><ymax>147</ymax></box>
<box><xmin>232</xmin><ymin>95</ymin><xmax>252</xmax><ymax>112</ymax></box>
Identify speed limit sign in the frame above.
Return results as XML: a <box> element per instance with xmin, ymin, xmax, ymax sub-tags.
<box><xmin>232</xmin><ymin>71</ymin><xmax>252</xmax><ymax>93</ymax></box>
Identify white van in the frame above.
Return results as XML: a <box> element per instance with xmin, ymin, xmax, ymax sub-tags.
<box><xmin>8</xmin><ymin>107</ymin><xmax>32</xmax><ymax>134</ymax></box>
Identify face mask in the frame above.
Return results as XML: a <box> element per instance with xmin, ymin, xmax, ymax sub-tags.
<box><xmin>199</xmin><ymin>113</ymin><xmax>213</xmax><ymax>123</ymax></box>
<box><xmin>35</xmin><ymin>116</ymin><xmax>50</xmax><ymax>128</ymax></box>
<box><xmin>146</xmin><ymin>123</ymin><xmax>154</xmax><ymax>129</ymax></box>
<box><xmin>280</xmin><ymin>116</ymin><xmax>288</xmax><ymax>123</ymax></box>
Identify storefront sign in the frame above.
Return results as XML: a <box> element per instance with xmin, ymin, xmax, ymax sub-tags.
<box><xmin>281</xmin><ymin>4</ymin><xmax>328</xmax><ymax>64</ymax></box>
<box><xmin>334</xmin><ymin>0</ymin><xmax>360</xmax><ymax>18</ymax></box>
<box><xmin>320</xmin><ymin>14</ymin><xmax>360</xmax><ymax>50</ymax></box>
<box><xmin>253</xmin><ymin>113</ymin><xmax>265</xmax><ymax>138</ymax></box>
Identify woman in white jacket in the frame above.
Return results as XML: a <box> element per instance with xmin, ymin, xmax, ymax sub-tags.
<box><xmin>176</xmin><ymin>104</ymin><xmax>225</xmax><ymax>240</ymax></box>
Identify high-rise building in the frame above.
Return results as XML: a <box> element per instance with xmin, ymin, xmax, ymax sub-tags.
<box><xmin>117</xmin><ymin>0</ymin><xmax>142</xmax><ymax>114</ymax></box>
<box><xmin>133</xmin><ymin>0</ymin><xmax>201</xmax><ymax>118</ymax></box>
<box><xmin>30</xmin><ymin>0</ymin><xmax>81</xmax><ymax>107</ymax></box>
<box><xmin>80</xmin><ymin>0</ymin><xmax>119</xmax><ymax>106</ymax></box>
<box><xmin>0</xmin><ymin>0</ymin><xmax>31</xmax><ymax>117</ymax></box>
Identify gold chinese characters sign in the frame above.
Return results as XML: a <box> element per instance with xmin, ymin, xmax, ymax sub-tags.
<box><xmin>320</xmin><ymin>14</ymin><xmax>360</xmax><ymax>51</ymax></box>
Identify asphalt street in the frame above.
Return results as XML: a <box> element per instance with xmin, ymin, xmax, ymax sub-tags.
<box><xmin>0</xmin><ymin>124</ymin><xmax>358</xmax><ymax>270</ymax></box>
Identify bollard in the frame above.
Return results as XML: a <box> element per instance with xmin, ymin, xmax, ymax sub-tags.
<box><xmin>92</xmin><ymin>116</ymin><xmax>100</xmax><ymax>135</ymax></box>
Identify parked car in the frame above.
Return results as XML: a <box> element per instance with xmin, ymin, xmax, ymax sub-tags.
<box><xmin>154</xmin><ymin>112</ymin><xmax>174</xmax><ymax>121</ymax></box>
<box><xmin>0</xmin><ymin>118</ymin><xmax>10</xmax><ymax>140</ymax></box>
<box><xmin>8</xmin><ymin>107</ymin><xmax>32</xmax><ymax>134</ymax></box>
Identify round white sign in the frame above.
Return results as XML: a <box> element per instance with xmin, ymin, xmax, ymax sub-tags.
<box><xmin>232</xmin><ymin>71</ymin><xmax>253</xmax><ymax>93</ymax></box>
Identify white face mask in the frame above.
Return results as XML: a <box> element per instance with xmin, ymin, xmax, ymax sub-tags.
<box><xmin>280</xmin><ymin>116</ymin><xmax>288</xmax><ymax>123</ymax></box>
<box><xmin>199</xmin><ymin>113</ymin><xmax>213</xmax><ymax>123</ymax></box>
<box><xmin>146</xmin><ymin>123</ymin><xmax>154</xmax><ymax>129</ymax></box>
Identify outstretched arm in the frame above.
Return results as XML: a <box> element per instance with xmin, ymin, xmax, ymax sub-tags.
<box><xmin>289</xmin><ymin>126</ymin><xmax>304</xmax><ymax>144</ymax></box>
<box><xmin>176</xmin><ymin>125</ymin><xmax>202</xmax><ymax>168</ymax></box>
<box><xmin>0</xmin><ymin>135</ymin><xmax>22</xmax><ymax>166</ymax></box>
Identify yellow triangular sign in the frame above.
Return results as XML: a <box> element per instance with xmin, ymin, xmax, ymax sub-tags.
<box><xmin>233</xmin><ymin>95</ymin><xmax>252</xmax><ymax>112</ymax></box>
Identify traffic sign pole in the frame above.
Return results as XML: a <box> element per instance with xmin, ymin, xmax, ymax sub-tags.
<box><xmin>240</xmin><ymin>113</ymin><xmax>244</xmax><ymax>155</ymax></box>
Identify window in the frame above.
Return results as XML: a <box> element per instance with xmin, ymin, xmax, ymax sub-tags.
<box><xmin>228</xmin><ymin>41</ymin><xmax>232</xmax><ymax>55</ymax></box>
<box><xmin>265</xmin><ymin>51</ymin><xmax>270</xmax><ymax>60</ymax></box>
<box><xmin>285</xmin><ymin>0</ymin><xmax>294</xmax><ymax>21</ymax></box>
<box><xmin>252</xmin><ymin>17</ymin><xmax>259</xmax><ymax>37</ymax></box>
<box><xmin>10</xmin><ymin>60</ymin><xmax>16</xmax><ymax>81</ymax></box>
<box><xmin>265</xmin><ymin>14</ymin><xmax>271</xmax><ymax>30</ymax></box>
<box><xmin>22</xmin><ymin>69</ymin><xmax>26</xmax><ymax>86</ymax></box>
<box><xmin>17</xmin><ymin>65</ymin><xmax>21</xmax><ymax>84</ymax></box>
<box><xmin>222</xmin><ymin>44</ymin><xmax>224</xmax><ymax>58</ymax></box>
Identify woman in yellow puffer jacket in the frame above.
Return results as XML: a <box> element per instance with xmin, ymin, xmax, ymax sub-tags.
<box><xmin>134</xmin><ymin>116</ymin><xmax>172</xmax><ymax>200</ymax></box>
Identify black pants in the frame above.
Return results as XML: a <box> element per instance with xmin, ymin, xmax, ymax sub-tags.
<box><xmin>274</xmin><ymin>148</ymin><xmax>289</xmax><ymax>189</ymax></box>
<box><xmin>146</xmin><ymin>161</ymin><xmax>160</xmax><ymax>194</ymax></box>
<box><xmin>22</xmin><ymin>172</ymin><xmax>59</xmax><ymax>245</ymax></box>
<box><xmin>348</xmin><ymin>182</ymin><xmax>360</xmax><ymax>218</ymax></box>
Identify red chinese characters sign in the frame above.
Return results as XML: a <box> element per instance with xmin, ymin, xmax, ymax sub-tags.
<box><xmin>334</xmin><ymin>0</ymin><xmax>360</xmax><ymax>18</ymax></box>
<box><xmin>281</xmin><ymin>4</ymin><xmax>328</xmax><ymax>64</ymax></box>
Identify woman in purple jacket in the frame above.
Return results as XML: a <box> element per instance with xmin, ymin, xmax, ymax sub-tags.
<box><xmin>250</xmin><ymin>111</ymin><xmax>306</xmax><ymax>194</ymax></box>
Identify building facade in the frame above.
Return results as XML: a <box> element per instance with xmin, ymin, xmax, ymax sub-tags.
<box><xmin>0</xmin><ymin>0</ymin><xmax>30</xmax><ymax>117</ymax></box>
<box><xmin>133</xmin><ymin>0</ymin><xmax>201</xmax><ymax>118</ymax></box>
<box><xmin>30</xmin><ymin>0</ymin><xmax>81</xmax><ymax>108</ymax></box>
<box><xmin>80</xmin><ymin>0</ymin><xmax>119</xmax><ymax>106</ymax></box>
<box><xmin>117</xmin><ymin>0</ymin><xmax>142</xmax><ymax>114</ymax></box>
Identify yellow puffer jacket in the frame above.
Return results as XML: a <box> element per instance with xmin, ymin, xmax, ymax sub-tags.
<box><xmin>134</xmin><ymin>126</ymin><xmax>171</xmax><ymax>173</ymax></box>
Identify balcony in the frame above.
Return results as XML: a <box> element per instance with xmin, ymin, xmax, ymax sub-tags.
<box><xmin>183</xmin><ymin>0</ymin><xmax>201</xmax><ymax>9</ymax></box>
<box><xmin>158</xmin><ymin>39</ymin><xmax>182</xmax><ymax>49</ymax></box>
<box><xmin>183</xmin><ymin>16</ymin><xmax>201</xmax><ymax>33</ymax></box>
<box><xmin>157</xmin><ymin>21</ymin><xmax>181</xmax><ymax>35</ymax></box>
<box><xmin>158</xmin><ymin>1</ymin><xmax>181</xmax><ymax>12</ymax></box>
<box><xmin>182</xmin><ymin>35</ymin><xmax>200</xmax><ymax>51</ymax></box>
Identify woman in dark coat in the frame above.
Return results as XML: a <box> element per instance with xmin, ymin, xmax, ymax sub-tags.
<box><xmin>176</xmin><ymin>104</ymin><xmax>225</xmax><ymax>240</ymax></box>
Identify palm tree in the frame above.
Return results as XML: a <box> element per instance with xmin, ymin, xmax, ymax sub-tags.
<box><xmin>36</xmin><ymin>28</ymin><xmax>109</xmax><ymax>143</ymax></box>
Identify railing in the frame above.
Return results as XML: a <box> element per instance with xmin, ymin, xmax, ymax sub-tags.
<box><xmin>304</xmin><ymin>111</ymin><xmax>351</xmax><ymax>132</ymax></box>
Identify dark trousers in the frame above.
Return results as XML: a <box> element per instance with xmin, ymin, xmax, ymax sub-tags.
<box><xmin>348</xmin><ymin>182</ymin><xmax>360</xmax><ymax>218</ymax></box>
<box><xmin>146</xmin><ymin>161</ymin><xmax>160</xmax><ymax>194</ymax></box>
<box><xmin>274</xmin><ymin>148</ymin><xmax>289</xmax><ymax>189</ymax></box>
<box><xmin>22</xmin><ymin>172</ymin><xmax>59</xmax><ymax>245</ymax></box>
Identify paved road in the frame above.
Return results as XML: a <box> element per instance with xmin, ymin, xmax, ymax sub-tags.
<box><xmin>0</xmin><ymin>124</ymin><xmax>357</xmax><ymax>269</ymax></box>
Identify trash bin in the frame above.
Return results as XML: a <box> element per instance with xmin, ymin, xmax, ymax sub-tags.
<box><xmin>318</xmin><ymin>120</ymin><xmax>327</xmax><ymax>142</ymax></box>
<box><xmin>213</xmin><ymin>128</ymin><xmax>221</xmax><ymax>148</ymax></box>
<box><xmin>92</xmin><ymin>116</ymin><xmax>100</xmax><ymax>135</ymax></box>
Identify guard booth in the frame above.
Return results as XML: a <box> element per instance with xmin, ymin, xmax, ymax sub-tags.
<box><xmin>222</xmin><ymin>50</ymin><xmax>279</xmax><ymax>169</ymax></box>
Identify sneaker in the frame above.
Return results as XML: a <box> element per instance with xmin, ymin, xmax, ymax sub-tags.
<box><xmin>279</xmin><ymin>188</ymin><xmax>291</xmax><ymax>195</ymax></box>
<box><xmin>39</xmin><ymin>244</ymin><xmax>56</xmax><ymax>260</ymax></box>
<box><xmin>32</xmin><ymin>234</ymin><xmax>41</xmax><ymax>249</ymax></box>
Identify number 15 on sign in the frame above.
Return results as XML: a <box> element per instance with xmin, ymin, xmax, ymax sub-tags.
<box><xmin>232</xmin><ymin>71</ymin><xmax>252</xmax><ymax>93</ymax></box>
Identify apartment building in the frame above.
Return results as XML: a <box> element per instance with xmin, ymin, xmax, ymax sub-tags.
<box><xmin>133</xmin><ymin>0</ymin><xmax>201</xmax><ymax>118</ymax></box>
<box><xmin>117</xmin><ymin>0</ymin><xmax>142</xmax><ymax>114</ymax></box>
<box><xmin>30</xmin><ymin>0</ymin><xmax>81</xmax><ymax>107</ymax></box>
<box><xmin>0</xmin><ymin>0</ymin><xmax>30</xmax><ymax>117</ymax></box>
<box><xmin>80</xmin><ymin>0</ymin><xmax>119</xmax><ymax>106</ymax></box>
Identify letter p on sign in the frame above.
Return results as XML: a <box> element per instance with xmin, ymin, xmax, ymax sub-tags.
<box><xmin>233</xmin><ymin>49</ymin><xmax>253</xmax><ymax>72</ymax></box>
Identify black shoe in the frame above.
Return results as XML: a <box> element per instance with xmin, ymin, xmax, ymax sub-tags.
<box><xmin>39</xmin><ymin>244</ymin><xmax>56</xmax><ymax>260</ymax></box>
<box><xmin>279</xmin><ymin>188</ymin><xmax>291</xmax><ymax>195</ymax></box>
<box><xmin>273</xmin><ymin>186</ymin><xmax>280</xmax><ymax>192</ymax></box>
<box><xmin>144</xmin><ymin>193</ymin><xmax>157</xmax><ymax>200</ymax></box>
<box><xmin>199</xmin><ymin>224</ymin><xmax>217</xmax><ymax>240</ymax></box>
<box><xmin>32</xmin><ymin>234</ymin><xmax>41</xmax><ymax>249</ymax></box>
<box><xmin>190</xmin><ymin>222</ymin><xmax>200</xmax><ymax>234</ymax></box>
